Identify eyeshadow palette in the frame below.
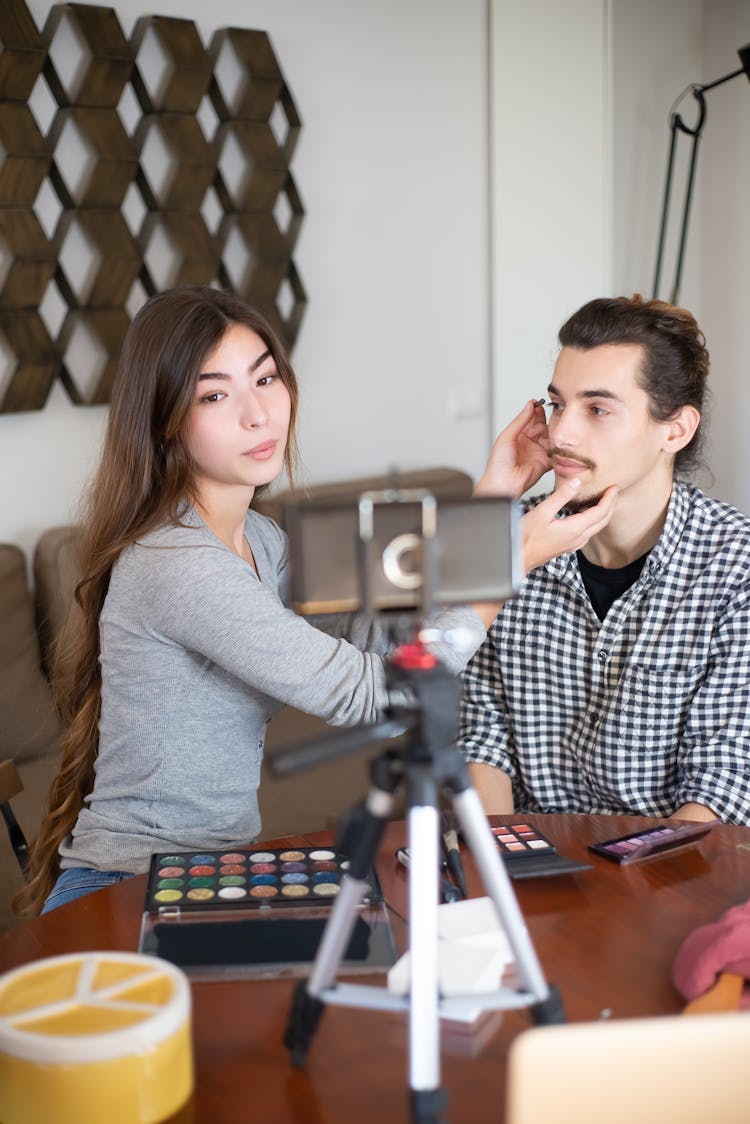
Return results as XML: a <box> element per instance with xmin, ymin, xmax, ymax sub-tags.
<box><xmin>587</xmin><ymin>821</ymin><xmax>713</xmax><ymax>865</ymax></box>
<box><xmin>492</xmin><ymin>823</ymin><xmax>592</xmax><ymax>879</ymax></box>
<box><xmin>145</xmin><ymin>846</ymin><xmax>380</xmax><ymax>913</ymax></box>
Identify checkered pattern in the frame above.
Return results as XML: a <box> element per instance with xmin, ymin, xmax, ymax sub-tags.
<box><xmin>459</xmin><ymin>482</ymin><xmax>750</xmax><ymax>825</ymax></box>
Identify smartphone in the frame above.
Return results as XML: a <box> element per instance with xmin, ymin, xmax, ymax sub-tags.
<box><xmin>285</xmin><ymin>491</ymin><xmax>521</xmax><ymax>616</ymax></box>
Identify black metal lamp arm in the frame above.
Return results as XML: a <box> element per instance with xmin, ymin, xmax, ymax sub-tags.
<box><xmin>652</xmin><ymin>45</ymin><xmax>750</xmax><ymax>304</ymax></box>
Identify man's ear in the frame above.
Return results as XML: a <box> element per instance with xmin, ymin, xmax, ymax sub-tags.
<box><xmin>663</xmin><ymin>405</ymin><xmax>700</xmax><ymax>454</ymax></box>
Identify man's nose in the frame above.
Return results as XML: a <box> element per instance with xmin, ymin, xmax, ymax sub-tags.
<box><xmin>550</xmin><ymin>407</ymin><xmax>579</xmax><ymax>447</ymax></box>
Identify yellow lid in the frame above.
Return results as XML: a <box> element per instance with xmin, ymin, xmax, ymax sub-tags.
<box><xmin>0</xmin><ymin>952</ymin><xmax>190</xmax><ymax>1063</ymax></box>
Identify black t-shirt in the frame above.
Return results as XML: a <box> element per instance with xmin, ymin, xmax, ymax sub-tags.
<box><xmin>577</xmin><ymin>549</ymin><xmax>649</xmax><ymax>622</ymax></box>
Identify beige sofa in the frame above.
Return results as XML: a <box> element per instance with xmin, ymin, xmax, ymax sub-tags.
<box><xmin>0</xmin><ymin>466</ymin><xmax>473</xmax><ymax>931</ymax></box>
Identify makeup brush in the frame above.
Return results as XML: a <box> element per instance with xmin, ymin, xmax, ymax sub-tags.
<box><xmin>395</xmin><ymin>847</ymin><xmax>461</xmax><ymax>904</ymax></box>
<box><xmin>440</xmin><ymin>810</ymin><xmax>468</xmax><ymax>898</ymax></box>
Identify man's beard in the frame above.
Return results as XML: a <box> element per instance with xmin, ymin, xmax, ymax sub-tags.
<box><xmin>563</xmin><ymin>490</ymin><xmax>605</xmax><ymax>515</ymax></box>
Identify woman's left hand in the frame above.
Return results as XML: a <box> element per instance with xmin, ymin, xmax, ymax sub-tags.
<box><xmin>474</xmin><ymin>399</ymin><xmax>551</xmax><ymax>499</ymax></box>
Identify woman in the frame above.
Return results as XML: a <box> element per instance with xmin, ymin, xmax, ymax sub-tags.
<box><xmin>18</xmin><ymin>286</ymin><xmax>615</xmax><ymax>915</ymax></box>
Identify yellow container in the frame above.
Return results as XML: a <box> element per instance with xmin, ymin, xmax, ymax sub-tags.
<box><xmin>0</xmin><ymin>951</ymin><xmax>193</xmax><ymax>1124</ymax></box>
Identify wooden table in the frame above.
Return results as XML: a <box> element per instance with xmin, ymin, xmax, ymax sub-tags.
<box><xmin>2</xmin><ymin>812</ymin><xmax>749</xmax><ymax>1122</ymax></box>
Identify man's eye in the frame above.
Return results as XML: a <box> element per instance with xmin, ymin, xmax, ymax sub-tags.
<box><xmin>548</xmin><ymin>401</ymin><xmax>563</xmax><ymax>413</ymax></box>
<box><xmin>590</xmin><ymin>406</ymin><xmax>608</xmax><ymax>416</ymax></box>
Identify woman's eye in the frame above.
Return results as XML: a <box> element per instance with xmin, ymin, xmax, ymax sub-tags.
<box><xmin>256</xmin><ymin>373</ymin><xmax>278</xmax><ymax>387</ymax></box>
<box><xmin>200</xmin><ymin>391</ymin><xmax>225</xmax><ymax>404</ymax></box>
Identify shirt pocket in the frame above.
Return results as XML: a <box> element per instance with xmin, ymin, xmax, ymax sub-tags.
<box><xmin>612</xmin><ymin>661</ymin><xmax>705</xmax><ymax>755</ymax></box>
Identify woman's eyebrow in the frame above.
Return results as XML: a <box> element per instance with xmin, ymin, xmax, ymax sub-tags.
<box><xmin>198</xmin><ymin>349</ymin><xmax>273</xmax><ymax>382</ymax></box>
<box><xmin>250</xmin><ymin>348</ymin><xmax>272</xmax><ymax>372</ymax></box>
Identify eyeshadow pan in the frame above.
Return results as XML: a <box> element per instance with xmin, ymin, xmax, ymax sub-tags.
<box><xmin>249</xmin><ymin>885</ymin><xmax>277</xmax><ymax>898</ymax></box>
<box><xmin>187</xmin><ymin>888</ymin><xmax>214</xmax><ymax>901</ymax></box>
<box><xmin>145</xmin><ymin>846</ymin><xmax>381</xmax><ymax>914</ymax></box>
<box><xmin>154</xmin><ymin>889</ymin><xmax>183</xmax><ymax>903</ymax></box>
<box><xmin>282</xmin><ymin>884</ymin><xmax>310</xmax><ymax>897</ymax></box>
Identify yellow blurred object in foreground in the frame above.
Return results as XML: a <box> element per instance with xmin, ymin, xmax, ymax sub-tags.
<box><xmin>0</xmin><ymin>951</ymin><xmax>193</xmax><ymax>1123</ymax></box>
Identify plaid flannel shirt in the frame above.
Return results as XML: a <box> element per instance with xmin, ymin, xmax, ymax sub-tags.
<box><xmin>459</xmin><ymin>481</ymin><xmax>750</xmax><ymax>824</ymax></box>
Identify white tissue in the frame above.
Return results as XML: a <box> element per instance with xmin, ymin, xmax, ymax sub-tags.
<box><xmin>387</xmin><ymin>896</ymin><xmax>513</xmax><ymax>998</ymax></box>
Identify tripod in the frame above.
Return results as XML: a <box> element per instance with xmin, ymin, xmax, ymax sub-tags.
<box><xmin>279</xmin><ymin>640</ymin><xmax>565</xmax><ymax>1123</ymax></box>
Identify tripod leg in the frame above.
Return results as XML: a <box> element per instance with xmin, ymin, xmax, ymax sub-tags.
<box><xmin>406</xmin><ymin>770</ymin><xmax>448</xmax><ymax>1123</ymax></box>
<box><xmin>284</xmin><ymin>781</ymin><xmax>396</xmax><ymax>1065</ymax></box>
<box><xmin>451</xmin><ymin>785</ymin><xmax>565</xmax><ymax>1024</ymax></box>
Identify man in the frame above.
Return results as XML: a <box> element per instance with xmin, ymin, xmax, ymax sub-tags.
<box><xmin>462</xmin><ymin>295</ymin><xmax>750</xmax><ymax>825</ymax></box>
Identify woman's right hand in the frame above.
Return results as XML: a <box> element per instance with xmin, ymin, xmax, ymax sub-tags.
<box><xmin>522</xmin><ymin>479</ymin><xmax>619</xmax><ymax>574</ymax></box>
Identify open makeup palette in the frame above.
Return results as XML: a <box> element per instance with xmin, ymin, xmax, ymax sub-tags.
<box><xmin>138</xmin><ymin>845</ymin><xmax>396</xmax><ymax>980</ymax></box>
<box><xmin>491</xmin><ymin>823</ymin><xmax>592</xmax><ymax>879</ymax></box>
<box><xmin>143</xmin><ymin>845</ymin><xmax>365</xmax><ymax>911</ymax></box>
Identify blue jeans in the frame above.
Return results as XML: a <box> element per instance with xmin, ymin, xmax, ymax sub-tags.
<box><xmin>41</xmin><ymin>867</ymin><xmax>134</xmax><ymax>913</ymax></box>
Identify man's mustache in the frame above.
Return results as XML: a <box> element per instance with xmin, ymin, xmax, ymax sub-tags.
<box><xmin>548</xmin><ymin>447</ymin><xmax>596</xmax><ymax>472</ymax></box>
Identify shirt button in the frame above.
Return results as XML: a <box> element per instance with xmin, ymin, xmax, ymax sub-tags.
<box><xmin>596</xmin><ymin>650</ymin><xmax>609</xmax><ymax>664</ymax></box>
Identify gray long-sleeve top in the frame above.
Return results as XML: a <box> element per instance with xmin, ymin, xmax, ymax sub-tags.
<box><xmin>60</xmin><ymin>506</ymin><xmax>485</xmax><ymax>872</ymax></box>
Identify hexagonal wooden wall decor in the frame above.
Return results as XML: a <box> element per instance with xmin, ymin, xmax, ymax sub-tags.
<box><xmin>0</xmin><ymin>0</ymin><xmax>47</xmax><ymax>102</ymax></box>
<box><xmin>0</xmin><ymin>0</ymin><xmax>306</xmax><ymax>413</ymax></box>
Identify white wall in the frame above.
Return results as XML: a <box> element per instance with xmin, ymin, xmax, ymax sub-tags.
<box><xmin>489</xmin><ymin>0</ymin><xmax>612</xmax><ymax>451</ymax></box>
<box><xmin>610</xmin><ymin>0</ymin><xmax>704</xmax><ymax>307</ymax></box>
<box><xmin>2</xmin><ymin>0</ymin><xmax>492</xmax><ymax>558</ymax></box>
<box><xmin>3</xmin><ymin>0</ymin><xmax>749</xmax><ymax>559</ymax></box>
<box><xmin>698</xmin><ymin>0</ymin><xmax>750</xmax><ymax>514</ymax></box>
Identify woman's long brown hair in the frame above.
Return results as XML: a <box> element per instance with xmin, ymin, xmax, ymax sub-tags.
<box><xmin>14</xmin><ymin>287</ymin><xmax>299</xmax><ymax>916</ymax></box>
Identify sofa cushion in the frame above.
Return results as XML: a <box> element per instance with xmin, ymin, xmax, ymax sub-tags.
<box><xmin>0</xmin><ymin>544</ymin><xmax>61</xmax><ymax>762</ymax></box>
<box><xmin>34</xmin><ymin>525</ymin><xmax>84</xmax><ymax>673</ymax></box>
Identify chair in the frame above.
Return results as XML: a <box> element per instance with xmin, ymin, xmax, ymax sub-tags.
<box><xmin>0</xmin><ymin>759</ymin><xmax>29</xmax><ymax>870</ymax></box>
